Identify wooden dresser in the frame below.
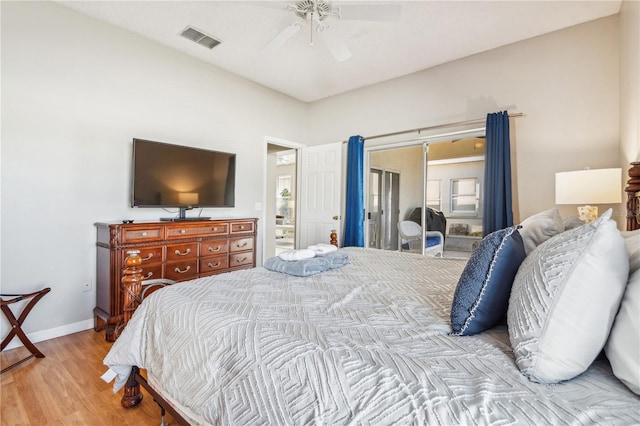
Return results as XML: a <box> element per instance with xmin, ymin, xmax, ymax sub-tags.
<box><xmin>94</xmin><ymin>218</ymin><xmax>257</xmax><ymax>341</ymax></box>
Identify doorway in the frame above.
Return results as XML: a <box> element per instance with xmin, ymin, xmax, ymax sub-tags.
<box><xmin>275</xmin><ymin>150</ymin><xmax>296</xmax><ymax>255</ymax></box>
<box><xmin>367</xmin><ymin>168</ymin><xmax>400</xmax><ymax>250</ymax></box>
<box><xmin>266</xmin><ymin>142</ymin><xmax>300</xmax><ymax>260</ymax></box>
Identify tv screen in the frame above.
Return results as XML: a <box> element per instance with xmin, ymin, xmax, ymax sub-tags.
<box><xmin>131</xmin><ymin>139</ymin><xmax>236</xmax><ymax>213</ymax></box>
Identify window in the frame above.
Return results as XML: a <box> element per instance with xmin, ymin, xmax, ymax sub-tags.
<box><xmin>277</xmin><ymin>175</ymin><xmax>292</xmax><ymax>198</ymax></box>
<box><xmin>451</xmin><ymin>178</ymin><xmax>479</xmax><ymax>214</ymax></box>
<box><xmin>426</xmin><ymin>180</ymin><xmax>441</xmax><ymax>210</ymax></box>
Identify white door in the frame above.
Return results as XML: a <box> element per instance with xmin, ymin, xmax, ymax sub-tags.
<box><xmin>298</xmin><ymin>143</ymin><xmax>343</xmax><ymax>248</ymax></box>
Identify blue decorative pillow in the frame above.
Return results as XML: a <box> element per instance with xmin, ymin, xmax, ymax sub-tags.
<box><xmin>450</xmin><ymin>225</ymin><xmax>526</xmax><ymax>336</ymax></box>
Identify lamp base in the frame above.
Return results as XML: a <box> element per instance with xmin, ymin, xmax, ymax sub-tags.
<box><xmin>577</xmin><ymin>205</ymin><xmax>598</xmax><ymax>222</ymax></box>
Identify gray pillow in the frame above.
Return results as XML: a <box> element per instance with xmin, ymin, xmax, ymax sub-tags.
<box><xmin>518</xmin><ymin>208</ymin><xmax>564</xmax><ymax>255</ymax></box>
<box><xmin>508</xmin><ymin>209</ymin><xmax>628</xmax><ymax>384</ymax></box>
<box><xmin>562</xmin><ymin>215</ymin><xmax>585</xmax><ymax>231</ymax></box>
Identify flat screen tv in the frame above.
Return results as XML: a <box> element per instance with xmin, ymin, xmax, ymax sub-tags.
<box><xmin>131</xmin><ymin>138</ymin><xmax>236</xmax><ymax>221</ymax></box>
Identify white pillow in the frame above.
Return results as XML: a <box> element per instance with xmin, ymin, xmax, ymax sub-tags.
<box><xmin>605</xmin><ymin>229</ymin><xmax>640</xmax><ymax>394</ymax></box>
<box><xmin>562</xmin><ymin>215</ymin><xmax>586</xmax><ymax>231</ymax></box>
<box><xmin>620</xmin><ymin>229</ymin><xmax>640</xmax><ymax>275</ymax></box>
<box><xmin>519</xmin><ymin>208</ymin><xmax>564</xmax><ymax>255</ymax></box>
<box><xmin>508</xmin><ymin>209</ymin><xmax>629</xmax><ymax>383</ymax></box>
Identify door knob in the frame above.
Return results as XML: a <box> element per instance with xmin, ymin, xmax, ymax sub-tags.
<box><xmin>332</xmin><ymin>215</ymin><xmax>341</xmax><ymax>220</ymax></box>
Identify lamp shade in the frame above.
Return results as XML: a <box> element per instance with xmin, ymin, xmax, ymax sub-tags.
<box><xmin>555</xmin><ymin>168</ymin><xmax>622</xmax><ymax>205</ymax></box>
<box><xmin>178</xmin><ymin>192</ymin><xmax>199</xmax><ymax>205</ymax></box>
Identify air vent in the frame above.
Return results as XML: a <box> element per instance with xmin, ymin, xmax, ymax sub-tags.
<box><xmin>180</xmin><ymin>26</ymin><xmax>221</xmax><ymax>50</ymax></box>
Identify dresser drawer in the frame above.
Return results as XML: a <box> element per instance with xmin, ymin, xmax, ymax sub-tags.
<box><xmin>166</xmin><ymin>222</ymin><xmax>229</xmax><ymax>239</ymax></box>
<box><xmin>230</xmin><ymin>221</ymin><xmax>254</xmax><ymax>235</ymax></box>
<box><xmin>121</xmin><ymin>247</ymin><xmax>163</xmax><ymax>266</ymax></box>
<box><xmin>230</xmin><ymin>237</ymin><xmax>254</xmax><ymax>253</ymax></box>
<box><xmin>229</xmin><ymin>252</ymin><xmax>253</xmax><ymax>268</ymax></box>
<box><xmin>121</xmin><ymin>226</ymin><xmax>164</xmax><ymax>243</ymax></box>
<box><xmin>166</xmin><ymin>242</ymin><xmax>198</xmax><ymax>261</ymax></box>
<box><xmin>201</xmin><ymin>239</ymin><xmax>229</xmax><ymax>256</ymax></box>
<box><xmin>139</xmin><ymin>263</ymin><xmax>163</xmax><ymax>281</ymax></box>
<box><xmin>199</xmin><ymin>255</ymin><xmax>229</xmax><ymax>274</ymax></box>
<box><xmin>165</xmin><ymin>259</ymin><xmax>198</xmax><ymax>281</ymax></box>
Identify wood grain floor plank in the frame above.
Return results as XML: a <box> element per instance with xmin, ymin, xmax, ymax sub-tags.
<box><xmin>1</xmin><ymin>330</ymin><xmax>177</xmax><ymax>425</ymax></box>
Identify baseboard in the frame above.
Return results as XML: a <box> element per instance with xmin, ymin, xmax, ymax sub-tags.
<box><xmin>3</xmin><ymin>319</ymin><xmax>95</xmax><ymax>351</ymax></box>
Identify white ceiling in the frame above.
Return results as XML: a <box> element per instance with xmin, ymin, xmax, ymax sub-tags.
<box><xmin>57</xmin><ymin>0</ymin><xmax>621</xmax><ymax>103</ymax></box>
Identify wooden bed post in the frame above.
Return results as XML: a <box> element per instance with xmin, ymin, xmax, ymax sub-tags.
<box><xmin>121</xmin><ymin>250</ymin><xmax>143</xmax><ymax>328</ymax></box>
<box><xmin>120</xmin><ymin>250</ymin><xmax>144</xmax><ymax>408</ymax></box>
<box><xmin>625</xmin><ymin>162</ymin><xmax>640</xmax><ymax>231</ymax></box>
<box><xmin>121</xmin><ymin>366</ymin><xmax>143</xmax><ymax>408</ymax></box>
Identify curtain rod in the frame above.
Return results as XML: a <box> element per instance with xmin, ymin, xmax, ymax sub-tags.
<box><xmin>344</xmin><ymin>112</ymin><xmax>524</xmax><ymax>143</ymax></box>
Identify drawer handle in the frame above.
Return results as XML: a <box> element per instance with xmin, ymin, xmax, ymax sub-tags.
<box><xmin>143</xmin><ymin>272</ymin><xmax>153</xmax><ymax>279</ymax></box>
<box><xmin>141</xmin><ymin>253</ymin><xmax>154</xmax><ymax>261</ymax></box>
<box><xmin>212</xmin><ymin>227</ymin><xmax>218</xmax><ymax>232</ymax></box>
<box><xmin>142</xmin><ymin>232</ymin><xmax>148</xmax><ymax>237</ymax></box>
<box><xmin>235</xmin><ymin>241</ymin><xmax>248</xmax><ymax>248</ymax></box>
<box><xmin>239</xmin><ymin>226</ymin><xmax>245</xmax><ymax>230</ymax></box>
<box><xmin>235</xmin><ymin>257</ymin><xmax>248</xmax><ymax>263</ymax></box>
<box><xmin>180</xmin><ymin>229</ymin><xmax>186</xmax><ymax>234</ymax></box>
<box><xmin>174</xmin><ymin>248</ymin><xmax>191</xmax><ymax>256</ymax></box>
<box><xmin>174</xmin><ymin>266</ymin><xmax>191</xmax><ymax>274</ymax></box>
<box><xmin>207</xmin><ymin>261</ymin><xmax>221</xmax><ymax>268</ymax></box>
<box><xmin>208</xmin><ymin>245</ymin><xmax>221</xmax><ymax>252</ymax></box>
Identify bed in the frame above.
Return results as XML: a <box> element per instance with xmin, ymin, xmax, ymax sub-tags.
<box><xmin>103</xmin><ymin>165</ymin><xmax>640</xmax><ymax>425</ymax></box>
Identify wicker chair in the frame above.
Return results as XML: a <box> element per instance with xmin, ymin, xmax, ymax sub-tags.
<box><xmin>397</xmin><ymin>220</ymin><xmax>444</xmax><ymax>257</ymax></box>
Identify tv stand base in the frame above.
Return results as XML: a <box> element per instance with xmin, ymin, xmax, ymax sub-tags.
<box><xmin>160</xmin><ymin>217</ymin><xmax>211</xmax><ymax>222</ymax></box>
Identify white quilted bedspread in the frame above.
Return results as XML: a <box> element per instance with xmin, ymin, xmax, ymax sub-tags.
<box><xmin>104</xmin><ymin>248</ymin><xmax>639</xmax><ymax>425</ymax></box>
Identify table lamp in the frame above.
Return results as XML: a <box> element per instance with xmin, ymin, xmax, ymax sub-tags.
<box><xmin>178</xmin><ymin>192</ymin><xmax>199</xmax><ymax>206</ymax></box>
<box><xmin>555</xmin><ymin>168</ymin><xmax>622</xmax><ymax>222</ymax></box>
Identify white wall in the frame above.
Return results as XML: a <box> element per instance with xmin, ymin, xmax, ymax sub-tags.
<box><xmin>619</xmin><ymin>1</ymin><xmax>640</xmax><ymax>171</ymax></box>
<box><xmin>370</xmin><ymin>146</ymin><xmax>423</xmax><ymax>221</ymax></box>
<box><xmin>1</xmin><ymin>2</ymin><xmax>308</xmax><ymax>342</ymax></box>
<box><xmin>309</xmin><ymin>16</ymin><xmax>622</xmax><ymax>225</ymax></box>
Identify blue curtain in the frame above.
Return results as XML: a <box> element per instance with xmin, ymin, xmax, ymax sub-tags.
<box><xmin>343</xmin><ymin>135</ymin><xmax>365</xmax><ymax>247</ymax></box>
<box><xmin>483</xmin><ymin>111</ymin><xmax>514</xmax><ymax>236</ymax></box>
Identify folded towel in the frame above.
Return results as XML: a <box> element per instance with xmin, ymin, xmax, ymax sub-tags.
<box><xmin>319</xmin><ymin>251</ymin><xmax>349</xmax><ymax>269</ymax></box>
<box><xmin>264</xmin><ymin>256</ymin><xmax>330</xmax><ymax>277</ymax></box>
<box><xmin>278</xmin><ymin>249</ymin><xmax>316</xmax><ymax>261</ymax></box>
<box><xmin>308</xmin><ymin>243</ymin><xmax>338</xmax><ymax>255</ymax></box>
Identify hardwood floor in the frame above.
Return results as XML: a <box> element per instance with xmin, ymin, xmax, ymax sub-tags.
<box><xmin>1</xmin><ymin>330</ymin><xmax>176</xmax><ymax>425</ymax></box>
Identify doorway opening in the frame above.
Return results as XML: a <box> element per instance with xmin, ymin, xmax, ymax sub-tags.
<box><xmin>275</xmin><ymin>150</ymin><xmax>297</xmax><ymax>255</ymax></box>
<box><xmin>265</xmin><ymin>142</ymin><xmax>300</xmax><ymax>260</ymax></box>
<box><xmin>367</xmin><ymin>168</ymin><xmax>400</xmax><ymax>250</ymax></box>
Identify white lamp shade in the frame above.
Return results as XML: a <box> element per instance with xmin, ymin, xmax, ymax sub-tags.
<box><xmin>178</xmin><ymin>192</ymin><xmax>199</xmax><ymax>205</ymax></box>
<box><xmin>555</xmin><ymin>168</ymin><xmax>622</xmax><ymax>205</ymax></box>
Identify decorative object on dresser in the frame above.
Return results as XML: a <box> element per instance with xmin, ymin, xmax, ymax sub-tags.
<box><xmin>555</xmin><ymin>167</ymin><xmax>622</xmax><ymax>222</ymax></box>
<box><xmin>448</xmin><ymin>223</ymin><xmax>469</xmax><ymax>235</ymax></box>
<box><xmin>94</xmin><ymin>218</ymin><xmax>257</xmax><ymax>341</ymax></box>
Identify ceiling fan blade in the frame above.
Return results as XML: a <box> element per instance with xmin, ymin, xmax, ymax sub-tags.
<box><xmin>320</xmin><ymin>31</ymin><xmax>352</xmax><ymax>62</ymax></box>
<box><xmin>338</xmin><ymin>4</ymin><xmax>402</xmax><ymax>21</ymax></box>
<box><xmin>260</xmin><ymin>22</ymin><xmax>302</xmax><ymax>54</ymax></box>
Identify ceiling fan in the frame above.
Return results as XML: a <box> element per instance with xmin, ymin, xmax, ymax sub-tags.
<box><xmin>260</xmin><ymin>0</ymin><xmax>402</xmax><ymax>62</ymax></box>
